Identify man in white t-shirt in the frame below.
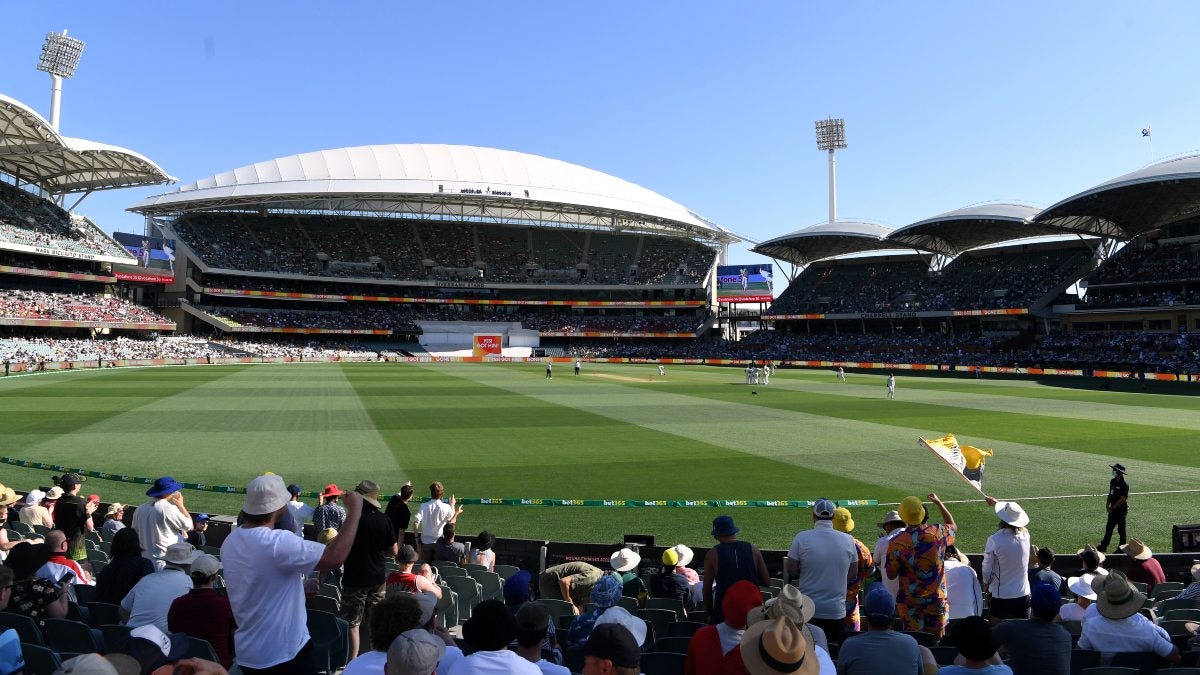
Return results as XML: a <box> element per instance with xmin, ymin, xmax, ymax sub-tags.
<box><xmin>222</xmin><ymin>473</ymin><xmax>363</xmax><ymax>673</ymax></box>
<box><xmin>447</xmin><ymin>599</ymin><xmax>540</xmax><ymax>675</ymax></box>
<box><xmin>412</xmin><ymin>481</ymin><xmax>463</xmax><ymax>563</ymax></box>
<box><xmin>132</xmin><ymin>476</ymin><xmax>192</xmax><ymax>571</ymax></box>
<box><xmin>785</xmin><ymin>498</ymin><xmax>858</xmax><ymax>644</ymax></box>
<box><xmin>286</xmin><ymin>483</ymin><xmax>315</xmax><ymax>538</ymax></box>
<box><xmin>873</xmin><ymin>511</ymin><xmax>906</xmax><ymax>600</ymax></box>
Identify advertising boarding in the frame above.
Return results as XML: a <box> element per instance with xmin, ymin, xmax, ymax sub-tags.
<box><xmin>716</xmin><ymin>264</ymin><xmax>774</xmax><ymax>303</ymax></box>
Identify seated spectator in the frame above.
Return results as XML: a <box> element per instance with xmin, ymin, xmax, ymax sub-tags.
<box><xmin>504</xmin><ymin>570</ymin><xmax>534</xmax><ymax>612</ymax></box>
<box><xmin>1120</xmin><ymin>538</ymin><xmax>1165</xmax><ymax>595</ymax></box>
<box><xmin>468</xmin><ymin>530</ymin><xmax>496</xmax><ymax>571</ymax></box>
<box><xmin>668</xmin><ymin>543</ymin><xmax>701</xmax><ymax>586</ymax></box>
<box><xmin>685</xmin><ymin>580</ymin><xmax>763</xmax><ymax>675</ymax></box>
<box><xmin>343</xmin><ymin>594</ymin><xmax>425</xmax><ymax>675</ymax></box>
<box><xmin>121</xmin><ymin>624</ymin><xmax>190</xmax><ymax>674</ymax></box>
<box><xmin>516</xmin><ymin>602</ymin><xmax>569</xmax><ymax>675</ymax></box>
<box><xmin>1168</xmin><ymin>563</ymin><xmax>1200</xmax><ymax>608</ymax></box>
<box><xmin>18</xmin><ymin>489</ymin><xmax>52</xmax><ymax>528</ymax></box>
<box><xmin>747</xmin><ymin>584</ymin><xmax>830</xmax><ymax>653</ymax></box>
<box><xmin>938</xmin><ymin>616</ymin><xmax>1011</xmax><ymax>674</ymax></box>
<box><xmin>649</xmin><ymin>548</ymin><xmax>691</xmax><ymax>614</ymax></box>
<box><xmin>96</xmin><ymin>527</ymin><xmax>155</xmax><ymax>605</ymax></box>
<box><xmin>944</xmin><ymin>545</ymin><xmax>983</xmax><ymax>619</ymax></box>
<box><xmin>582</xmin><ymin>622</ymin><xmax>642</xmax><ymax>675</ymax></box>
<box><xmin>740</xmin><ymin>615</ymin><xmax>821</xmax><ymax>675</ymax></box>
<box><xmin>101</xmin><ymin>502</ymin><xmax>127</xmax><ymax>540</ymax></box>
<box><xmin>991</xmin><ymin>582</ymin><xmax>1072</xmax><ymax>675</ymax></box>
<box><xmin>1028</xmin><ymin>547</ymin><xmax>1063</xmax><ymax>594</ymax></box>
<box><xmin>186</xmin><ymin>513</ymin><xmax>210</xmax><ymax>548</ymax></box>
<box><xmin>609</xmin><ymin>548</ymin><xmax>647</xmax><ymax>606</ymax></box>
<box><xmin>1078</xmin><ymin>571</ymin><xmax>1180</xmax><ymax>667</ymax></box>
<box><xmin>836</xmin><ymin>583</ymin><xmax>925</xmax><ymax>675</ymax></box>
<box><xmin>167</xmin><ymin>553</ymin><xmax>235</xmax><ymax>668</ymax></box>
<box><xmin>447</xmin><ymin>599</ymin><xmax>540</xmax><ymax>675</ymax></box>
<box><xmin>120</xmin><ymin>542</ymin><xmax>198</xmax><ymax>633</ymax></box>
<box><xmin>3</xmin><ymin>542</ymin><xmax>69</xmax><ymax>631</ymax></box>
<box><xmin>1058</xmin><ymin>574</ymin><xmax>1096</xmax><ymax>622</ymax></box>
<box><xmin>434</xmin><ymin>523</ymin><xmax>465</xmax><ymax>563</ymax></box>
<box><xmin>40</xmin><ymin>529</ymin><xmax>94</xmax><ymax>587</ymax></box>
<box><xmin>567</xmin><ymin>573</ymin><xmax>622</xmax><ymax>648</ymax></box>
<box><xmin>1075</xmin><ymin>545</ymin><xmax>1108</xmax><ymax>577</ymax></box>
<box><xmin>386</xmin><ymin>628</ymin><xmax>448</xmax><ymax>675</ymax></box>
<box><xmin>385</xmin><ymin>545</ymin><xmax>442</xmax><ymax>598</ymax></box>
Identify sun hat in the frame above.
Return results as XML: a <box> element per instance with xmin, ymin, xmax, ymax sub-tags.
<box><xmin>590</xmin><ymin>573</ymin><xmax>623</xmax><ymax>609</ymax></box>
<box><xmin>994</xmin><ymin>500</ymin><xmax>1030</xmax><ymax>528</ymax></box>
<box><xmin>190</xmin><ymin>553</ymin><xmax>221</xmax><ymax>578</ymax></box>
<box><xmin>740</xmin><ymin>617</ymin><xmax>818</xmax><ymax>675</ymax></box>
<box><xmin>156</xmin><ymin>542</ymin><xmax>199</xmax><ymax>567</ymax></box>
<box><xmin>1110</xmin><ymin>463</ymin><xmax>1127</xmax><ymax>474</ymax></box>
<box><xmin>812</xmin><ymin>498</ymin><xmax>837</xmax><ymax>520</ymax></box>
<box><xmin>462</xmin><ymin>599</ymin><xmax>518</xmax><ymax>651</ymax></box>
<box><xmin>503</xmin><ymin>570</ymin><xmax>533</xmax><ymax>603</ymax></box>
<box><xmin>945</xmin><ymin>545</ymin><xmax>970</xmax><ymax>565</ymax></box>
<box><xmin>145</xmin><ymin>476</ymin><xmax>183</xmax><ymax>499</ymax></box>
<box><xmin>243</xmin><ymin>474</ymin><xmax>290</xmax><ymax>515</ymax></box>
<box><xmin>1121</xmin><ymin>538</ymin><xmax>1153</xmax><ymax>561</ymax></box>
<box><xmin>105</xmin><ymin>502</ymin><xmax>125</xmax><ymax>516</ymax></box>
<box><xmin>86</xmin><ymin>494</ymin><xmax>100</xmax><ymax>504</ymax></box>
<box><xmin>123</xmin><ymin>624</ymin><xmax>189</xmax><ymax>672</ymax></box>
<box><xmin>951</xmin><ymin>616</ymin><xmax>998</xmax><ymax>662</ymax></box>
<box><xmin>662</xmin><ymin>548</ymin><xmax>680</xmax><ymax>567</ymax></box>
<box><xmin>385</xmin><ymin>628</ymin><xmax>445</xmax><ymax>675</ymax></box>
<box><xmin>1068</xmin><ymin>574</ymin><xmax>1098</xmax><ymax>600</ymax></box>
<box><xmin>671</xmin><ymin>544</ymin><xmax>695</xmax><ymax>567</ymax></box>
<box><xmin>0</xmin><ymin>485</ymin><xmax>17</xmax><ymax>508</ymax></box>
<box><xmin>22</xmin><ymin>490</ymin><xmax>43</xmax><ymax>507</ymax></box>
<box><xmin>320</xmin><ymin>483</ymin><xmax>344</xmax><ymax>498</ymax></box>
<box><xmin>863</xmin><ymin>582</ymin><xmax>896</xmax><ymax>624</ymax></box>
<box><xmin>747</xmin><ymin>583</ymin><xmax>815</xmax><ymax>626</ymax></box>
<box><xmin>583</xmin><ymin>622</ymin><xmax>642</xmax><ymax>669</ymax></box>
<box><xmin>898</xmin><ymin>496</ymin><xmax>925</xmax><ymax>526</ymax></box>
<box><xmin>0</xmin><ymin>628</ymin><xmax>22</xmax><ymax>675</ymax></box>
<box><xmin>44</xmin><ymin>486</ymin><xmax>64</xmax><ymax>500</ymax></box>
<box><xmin>610</xmin><ymin>547</ymin><xmax>641</xmax><ymax>572</ymax></box>
<box><xmin>354</xmin><ymin>480</ymin><xmax>383</xmax><ymax>509</ymax></box>
<box><xmin>1091</xmin><ymin>570</ymin><xmax>1145</xmax><ymax>620</ymax></box>
<box><xmin>594</xmin><ymin>605</ymin><xmax>648</xmax><ymax>646</ymax></box>
<box><xmin>1077</xmin><ymin>544</ymin><xmax>1106</xmax><ymax>567</ymax></box>
<box><xmin>55</xmin><ymin>652</ymin><xmax>142</xmax><ymax>675</ymax></box>
<box><xmin>832</xmin><ymin>507</ymin><xmax>854</xmax><ymax>533</ymax></box>
<box><xmin>722</xmin><ymin>580</ymin><xmax>764</xmax><ymax>629</ymax></box>
<box><xmin>317</xmin><ymin>528</ymin><xmax>338</xmax><ymax>545</ymax></box>
<box><xmin>1030</xmin><ymin>582</ymin><xmax>1062</xmax><ymax>617</ymax></box>
<box><xmin>877</xmin><ymin>510</ymin><xmax>904</xmax><ymax>528</ymax></box>
<box><xmin>712</xmin><ymin>515</ymin><xmax>740</xmax><ymax>537</ymax></box>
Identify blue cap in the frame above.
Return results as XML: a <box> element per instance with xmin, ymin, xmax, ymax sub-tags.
<box><xmin>864</xmin><ymin>582</ymin><xmax>896</xmax><ymax>623</ymax></box>
<box><xmin>503</xmin><ymin>570</ymin><xmax>532</xmax><ymax>602</ymax></box>
<box><xmin>0</xmin><ymin>628</ymin><xmax>24</xmax><ymax>675</ymax></box>
<box><xmin>195</xmin><ymin>513</ymin><xmax>210</xmax><ymax>522</ymax></box>
<box><xmin>1031</xmin><ymin>582</ymin><xmax>1061</xmax><ymax>616</ymax></box>
<box><xmin>711</xmin><ymin>515</ymin><xmax>739</xmax><ymax>537</ymax></box>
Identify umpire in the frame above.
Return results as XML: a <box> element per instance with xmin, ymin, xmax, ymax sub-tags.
<box><xmin>1099</xmin><ymin>463</ymin><xmax>1129</xmax><ymax>553</ymax></box>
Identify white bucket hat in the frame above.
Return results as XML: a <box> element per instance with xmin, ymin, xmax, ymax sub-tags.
<box><xmin>994</xmin><ymin>500</ymin><xmax>1029</xmax><ymax>528</ymax></box>
<box><xmin>1067</xmin><ymin>574</ymin><xmax>1097</xmax><ymax>600</ymax></box>
<box><xmin>243</xmin><ymin>474</ymin><xmax>290</xmax><ymax>515</ymax></box>
<box><xmin>610</xmin><ymin>547</ymin><xmax>641</xmax><ymax>573</ymax></box>
<box><xmin>671</xmin><ymin>544</ymin><xmax>695</xmax><ymax>567</ymax></box>
<box><xmin>593</xmin><ymin>606</ymin><xmax>647</xmax><ymax>646</ymax></box>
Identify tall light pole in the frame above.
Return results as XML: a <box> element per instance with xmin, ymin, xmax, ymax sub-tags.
<box><xmin>36</xmin><ymin>30</ymin><xmax>86</xmax><ymax>132</ymax></box>
<box><xmin>814</xmin><ymin>117</ymin><xmax>847</xmax><ymax>226</ymax></box>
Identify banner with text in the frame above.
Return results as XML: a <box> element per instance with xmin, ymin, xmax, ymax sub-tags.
<box><xmin>112</xmin><ymin>232</ymin><xmax>176</xmax><ymax>284</ymax></box>
<box><xmin>717</xmin><ymin>264</ymin><xmax>774</xmax><ymax>303</ymax></box>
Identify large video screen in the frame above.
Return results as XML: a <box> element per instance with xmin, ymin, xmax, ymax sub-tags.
<box><xmin>717</xmin><ymin>264</ymin><xmax>774</xmax><ymax>303</ymax></box>
<box><xmin>111</xmin><ymin>232</ymin><xmax>177</xmax><ymax>284</ymax></box>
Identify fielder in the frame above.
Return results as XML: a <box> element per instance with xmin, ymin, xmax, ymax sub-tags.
<box><xmin>545</xmin><ymin>362</ymin><xmax>552</xmax><ymax>379</ymax></box>
<box><xmin>658</xmin><ymin>365</ymin><xmax>666</xmax><ymax>377</ymax></box>
<box><xmin>886</xmin><ymin>373</ymin><xmax>896</xmax><ymax>399</ymax></box>
<box><xmin>837</xmin><ymin>366</ymin><xmax>846</xmax><ymax>382</ymax></box>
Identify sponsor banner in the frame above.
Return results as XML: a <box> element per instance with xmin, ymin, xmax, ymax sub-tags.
<box><xmin>952</xmin><ymin>308</ymin><xmax>1028</xmax><ymax>317</ymax></box>
<box><xmin>473</xmin><ymin>334</ymin><xmax>503</xmax><ymax>356</ymax></box>
<box><xmin>0</xmin><ymin>264</ymin><xmax>116</xmax><ymax>283</ymax></box>
<box><xmin>765</xmin><ymin>308</ymin><xmax>1029</xmax><ymax>320</ymax></box>
<box><xmin>717</xmin><ymin>263</ymin><xmax>774</xmax><ymax>303</ymax></box>
<box><xmin>203</xmin><ymin>287</ymin><xmax>704</xmax><ymax>307</ymax></box>
<box><xmin>538</xmin><ymin>331</ymin><xmax>695</xmax><ymax>338</ymax></box>
<box><xmin>763</xmin><ymin>314</ymin><xmax>826</xmax><ymax>320</ymax></box>
<box><xmin>0</xmin><ymin>318</ymin><xmax>174</xmax><ymax>330</ymax></box>
<box><xmin>112</xmin><ymin>232</ymin><xmax>177</xmax><ymax>285</ymax></box>
<box><xmin>225</xmin><ymin>326</ymin><xmax>392</xmax><ymax>335</ymax></box>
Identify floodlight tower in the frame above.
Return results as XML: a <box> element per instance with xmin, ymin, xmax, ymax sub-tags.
<box><xmin>814</xmin><ymin>117</ymin><xmax>847</xmax><ymax>225</ymax></box>
<box><xmin>36</xmin><ymin>30</ymin><xmax>86</xmax><ymax>132</ymax></box>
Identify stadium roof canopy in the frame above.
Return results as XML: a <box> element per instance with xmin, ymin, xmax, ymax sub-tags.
<box><xmin>130</xmin><ymin>144</ymin><xmax>739</xmax><ymax>244</ymax></box>
<box><xmin>887</xmin><ymin>202</ymin><xmax>1054</xmax><ymax>257</ymax></box>
<box><xmin>0</xmin><ymin>93</ymin><xmax>174</xmax><ymax>194</ymax></box>
<box><xmin>1036</xmin><ymin>153</ymin><xmax>1200</xmax><ymax>239</ymax></box>
<box><xmin>751</xmin><ymin>220</ymin><xmax>896</xmax><ymax>265</ymax></box>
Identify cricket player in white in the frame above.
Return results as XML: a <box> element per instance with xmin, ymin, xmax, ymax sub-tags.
<box><xmin>745</xmin><ymin>365</ymin><xmax>753</xmax><ymax>384</ymax></box>
<box><xmin>545</xmin><ymin>362</ymin><xmax>552</xmax><ymax>379</ymax></box>
<box><xmin>761</xmin><ymin>363</ymin><xmax>770</xmax><ymax>384</ymax></box>
<box><xmin>837</xmin><ymin>366</ymin><xmax>846</xmax><ymax>382</ymax></box>
<box><xmin>658</xmin><ymin>365</ymin><xmax>666</xmax><ymax>377</ymax></box>
<box><xmin>574</xmin><ymin>360</ymin><xmax>581</xmax><ymax>377</ymax></box>
<box><xmin>887</xmin><ymin>373</ymin><xmax>896</xmax><ymax>399</ymax></box>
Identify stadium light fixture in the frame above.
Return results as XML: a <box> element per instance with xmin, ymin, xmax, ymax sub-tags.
<box><xmin>36</xmin><ymin>30</ymin><xmax>85</xmax><ymax>131</ymax></box>
<box><xmin>814</xmin><ymin>117</ymin><xmax>847</xmax><ymax>226</ymax></box>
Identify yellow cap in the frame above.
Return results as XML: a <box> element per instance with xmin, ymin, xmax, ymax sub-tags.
<box><xmin>662</xmin><ymin>548</ymin><xmax>680</xmax><ymax>566</ymax></box>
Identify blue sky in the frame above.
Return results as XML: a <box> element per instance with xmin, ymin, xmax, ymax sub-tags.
<box><xmin>2</xmin><ymin>2</ymin><xmax>1195</xmax><ymax>271</ymax></box>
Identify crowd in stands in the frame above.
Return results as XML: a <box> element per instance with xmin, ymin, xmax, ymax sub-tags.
<box><xmin>0</xmin><ymin>290</ymin><xmax>171</xmax><ymax>324</ymax></box>
<box><xmin>1089</xmin><ymin>240</ymin><xmax>1200</xmax><ymax>286</ymax></box>
<box><xmin>171</xmin><ymin>213</ymin><xmax>715</xmax><ymax>285</ymax></box>
<box><xmin>0</xmin><ymin>471</ymin><xmax>1195</xmax><ymax>674</ymax></box>
<box><xmin>0</xmin><ymin>182</ymin><xmax>130</xmax><ymax>259</ymax></box>
<box><xmin>211</xmin><ymin>337</ymin><xmax>379</xmax><ymax>360</ymax></box>
<box><xmin>0</xmin><ymin>250</ymin><xmax>110</xmax><ymax>277</ymax></box>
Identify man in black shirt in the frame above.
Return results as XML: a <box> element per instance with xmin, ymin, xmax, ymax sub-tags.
<box><xmin>1098</xmin><ymin>463</ymin><xmax>1129</xmax><ymax>553</ymax></box>
<box><xmin>53</xmin><ymin>474</ymin><xmax>96</xmax><ymax>562</ymax></box>
<box><xmin>341</xmin><ymin>479</ymin><xmax>397</xmax><ymax>661</ymax></box>
<box><xmin>384</xmin><ymin>481</ymin><xmax>414</xmax><ymax>540</ymax></box>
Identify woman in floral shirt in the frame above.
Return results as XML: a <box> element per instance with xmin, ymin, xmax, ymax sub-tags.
<box><xmin>885</xmin><ymin>493</ymin><xmax>957</xmax><ymax>638</ymax></box>
<box><xmin>3</xmin><ymin>542</ymin><xmax>68</xmax><ymax>630</ymax></box>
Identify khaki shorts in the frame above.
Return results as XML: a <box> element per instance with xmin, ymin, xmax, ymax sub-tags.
<box><xmin>340</xmin><ymin>583</ymin><xmax>386</xmax><ymax>626</ymax></box>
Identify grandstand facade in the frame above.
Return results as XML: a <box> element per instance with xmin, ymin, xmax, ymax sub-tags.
<box><xmin>129</xmin><ymin>144</ymin><xmax>734</xmax><ymax>358</ymax></box>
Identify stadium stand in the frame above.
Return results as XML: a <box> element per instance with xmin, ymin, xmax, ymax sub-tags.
<box><xmin>0</xmin><ymin>182</ymin><xmax>131</xmax><ymax>259</ymax></box>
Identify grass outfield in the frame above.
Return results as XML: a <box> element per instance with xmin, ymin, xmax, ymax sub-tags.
<box><xmin>1</xmin><ymin>361</ymin><xmax>1198</xmax><ymax>555</ymax></box>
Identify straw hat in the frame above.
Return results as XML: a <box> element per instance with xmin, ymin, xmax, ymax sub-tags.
<box><xmin>0</xmin><ymin>484</ymin><xmax>18</xmax><ymax>508</ymax></box>
<box><xmin>1120</xmin><ymin>539</ymin><xmax>1152</xmax><ymax>561</ymax></box>
<box><xmin>994</xmin><ymin>500</ymin><xmax>1029</xmax><ymax>528</ymax></box>
<box><xmin>746</xmin><ymin>584</ymin><xmax>815</xmax><ymax>627</ymax></box>
<box><xmin>1077</xmin><ymin>544</ymin><xmax>1106</xmax><ymax>567</ymax></box>
<box><xmin>740</xmin><ymin>617</ymin><xmax>817</xmax><ymax>675</ymax></box>
<box><xmin>1091</xmin><ymin>570</ymin><xmax>1145</xmax><ymax>620</ymax></box>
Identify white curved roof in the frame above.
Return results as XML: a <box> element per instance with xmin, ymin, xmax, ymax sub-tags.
<box><xmin>131</xmin><ymin>144</ymin><xmax>733</xmax><ymax>241</ymax></box>
<box><xmin>888</xmin><ymin>202</ymin><xmax>1055</xmax><ymax>256</ymax></box>
<box><xmin>752</xmin><ymin>219</ymin><xmax>896</xmax><ymax>265</ymax></box>
<box><xmin>0</xmin><ymin>93</ymin><xmax>174</xmax><ymax>193</ymax></box>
